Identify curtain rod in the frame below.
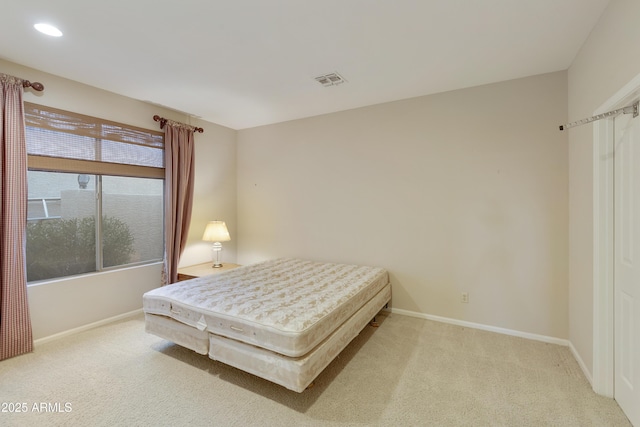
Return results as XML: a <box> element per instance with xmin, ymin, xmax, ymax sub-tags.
<box><xmin>153</xmin><ymin>115</ymin><xmax>204</xmax><ymax>133</ymax></box>
<box><xmin>0</xmin><ymin>73</ymin><xmax>44</xmax><ymax>91</ymax></box>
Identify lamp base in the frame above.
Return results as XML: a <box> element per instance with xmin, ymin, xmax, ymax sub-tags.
<box><xmin>211</xmin><ymin>242</ymin><xmax>223</xmax><ymax>268</ymax></box>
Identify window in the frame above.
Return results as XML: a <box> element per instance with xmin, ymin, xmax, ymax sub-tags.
<box><xmin>24</xmin><ymin>103</ymin><xmax>164</xmax><ymax>283</ymax></box>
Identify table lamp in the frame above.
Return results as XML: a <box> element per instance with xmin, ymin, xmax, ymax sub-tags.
<box><xmin>202</xmin><ymin>220</ymin><xmax>231</xmax><ymax>268</ymax></box>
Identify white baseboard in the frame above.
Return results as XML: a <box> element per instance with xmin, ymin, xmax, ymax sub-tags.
<box><xmin>34</xmin><ymin>309</ymin><xmax>143</xmax><ymax>347</ymax></box>
<box><xmin>569</xmin><ymin>341</ymin><xmax>593</xmax><ymax>386</ymax></box>
<box><xmin>389</xmin><ymin>307</ymin><xmax>570</xmax><ymax>346</ymax></box>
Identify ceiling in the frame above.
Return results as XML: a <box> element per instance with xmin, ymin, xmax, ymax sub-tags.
<box><xmin>0</xmin><ymin>0</ymin><xmax>610</xmax><ymax>130</ymax></box>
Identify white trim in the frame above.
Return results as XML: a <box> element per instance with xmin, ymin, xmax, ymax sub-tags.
<box><xmin>33</xmin><ymin>309</ymin><xmax>143</xmax><ymax>346</ymax></box>
<box><xmin>595</xmin><ymin>73</ymin><xmax>640</xmax><ymax>116</ymax></box>
<box><xmin>592</xmin><ymin>72</ymin><xmax>640</xmax><ymax>398</ymax></box>
<box><xmin>389</xmin><ymin>308</ymin><xmax>569</xmax><ymax>346</ymax></box>
<box><xmin>570</xmin><ymin>341</ymin><xmax>594</xmax><ymax>386</ymax></box>
<box><xmin>593</xmin><ymin>117</ymin><xmax>615</xmax><ymax>397</ymax></box>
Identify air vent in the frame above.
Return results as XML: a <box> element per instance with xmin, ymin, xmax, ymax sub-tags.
<box><xmin>314</xmin><ymin>72</ymin><xmax>347</xmax><ymax>87</ymax></box>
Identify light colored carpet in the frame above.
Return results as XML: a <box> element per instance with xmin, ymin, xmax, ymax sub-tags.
<box><xmin>0</xmin><ymin>312</ymin><xmax>631</xmax><ymax>427</ymax></box>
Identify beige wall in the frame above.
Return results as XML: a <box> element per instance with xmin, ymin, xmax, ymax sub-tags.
<box><xmin>238</xmin><ymin>72</ymin><xmax>569</xmax><ymax>339</ymax></box>
<box><xmin>0</xmin><ymin>59</ymin><xmax>236</xmax><ymax>340</ymax></box>
<box><xmin>568</xmin><ymin>0</ymin><xmax>640</xmax><ymax>378</ymax></box>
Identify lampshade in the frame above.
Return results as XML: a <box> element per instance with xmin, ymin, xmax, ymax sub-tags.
<box><xmin>202</xmin><ymin>221</ymin><xmax>231</xmax><ymax>242</ymax></box>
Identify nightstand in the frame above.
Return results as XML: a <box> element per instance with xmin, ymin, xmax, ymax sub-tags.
<box><xmin>177</xmin><ymin>262</ymin><xmax>240</xmax><ymax>281</ymax></box>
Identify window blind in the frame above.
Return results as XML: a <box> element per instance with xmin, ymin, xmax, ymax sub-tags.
<box><xmin>24</xmin><ymin>103</ymin><xmax>164</xmax><ymax>179</ymax></box>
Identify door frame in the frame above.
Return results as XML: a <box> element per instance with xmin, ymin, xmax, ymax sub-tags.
<box><xmin>593</xmin><ymin>72</ymin><xmax>640</xmax><ymax>397</ymax></box>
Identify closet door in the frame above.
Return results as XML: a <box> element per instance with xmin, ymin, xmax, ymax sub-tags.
<box><xmin>614</xmin><ymin>111</ymin><xmax>640</xmax><ymax>426</ymax></box>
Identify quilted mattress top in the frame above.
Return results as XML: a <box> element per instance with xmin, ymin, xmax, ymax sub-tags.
<box><xmin>143</xmin><ymin>258</ymin><xmax>388</xmax><ymax>357</ymax></box>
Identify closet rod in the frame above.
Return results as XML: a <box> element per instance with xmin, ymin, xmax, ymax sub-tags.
<box><xmin>559</xmin><ymin>101</ymin><xmax>638</xmax><ymax>131</ymax></box>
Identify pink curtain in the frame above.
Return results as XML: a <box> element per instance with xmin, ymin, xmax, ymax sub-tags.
<box><xmin>0</xmin><ymin>74</ymin><xmax>33</xmax><ymax>360</ymax></box>
<box><xmin>162</xmin><ymin>123</ymin><xmax>195</xmax><ymax>285</ymax></box>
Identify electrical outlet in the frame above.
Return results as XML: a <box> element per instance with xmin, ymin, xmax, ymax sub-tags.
<box><xmin>461</xmin><ymin>292</ymin><xmax>469</xmax><ymax>303</ymax></box>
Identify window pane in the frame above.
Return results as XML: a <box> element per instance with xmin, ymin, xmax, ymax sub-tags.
<box><xmin>24</xmin><ymin>103</ymin><xmax>165</xmax><ymax>169</ymax></box>
<box><xmin>26</xmin><ymin>127</ymin><xmax>98</xmax><ymax>161</ymax></box>
<box><xmin>100</xmin><ymin>139</ymin><xmax>163</xmax><ymax>168</ymax></box>
<box><xmin>26</xmin><ymin>126</ymin><xmax>164</xmax><ymax>169</ymax></box>
<box><xmin>101</xmin><ymin>176</ymin><xmax>164</xmax><ymax>268</ymax></box>
<box><xmin>26</xmin><ymin>171</ymin><xmax>97</xmax><ymax>281</ymax></box>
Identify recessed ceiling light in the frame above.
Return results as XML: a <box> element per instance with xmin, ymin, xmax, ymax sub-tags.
<box><xmin>34</xmin><ymin>23</ymin><xmax>63</xmax><ymax>37</ymax></box>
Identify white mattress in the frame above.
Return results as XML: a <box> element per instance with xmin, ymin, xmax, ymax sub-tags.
<box><xmin>143</xmin><ymin>258</ymin><xmax>389</xmax><ymax>357</ymax></box>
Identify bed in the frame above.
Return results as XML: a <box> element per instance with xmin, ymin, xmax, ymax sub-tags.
<box><xmin>143</xmin><ymin>257</ymin><xmax>391</xmax><ymax>392</ymax></box>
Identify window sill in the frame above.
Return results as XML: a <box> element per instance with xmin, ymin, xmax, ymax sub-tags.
<box><xmin>27</xmin><ymin>260</ymin><xmax>163</xmax><ymax>287</ymax></box>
